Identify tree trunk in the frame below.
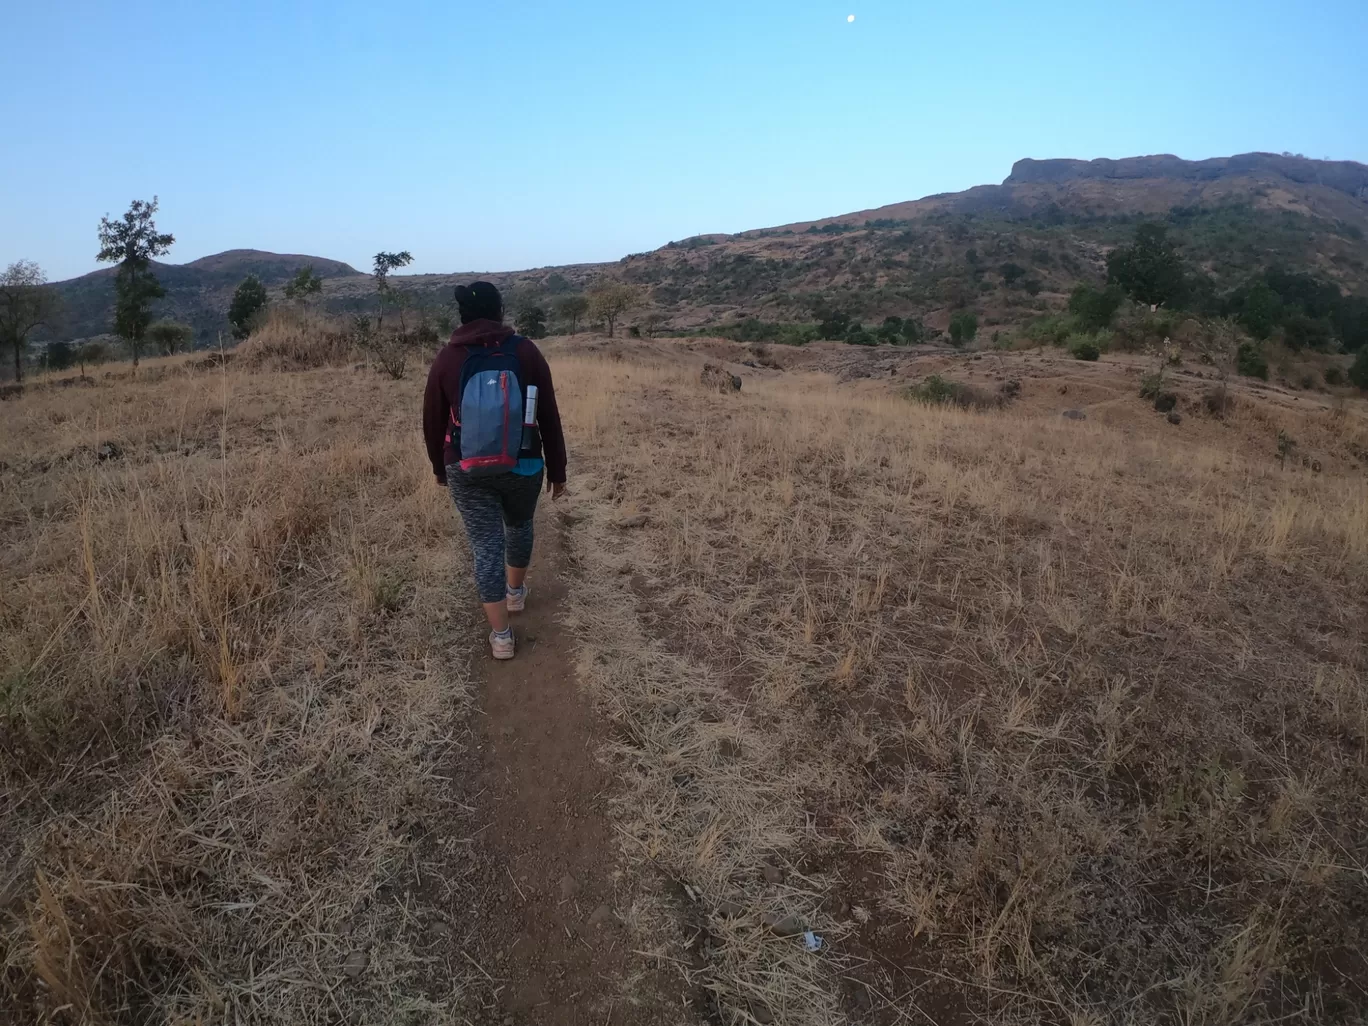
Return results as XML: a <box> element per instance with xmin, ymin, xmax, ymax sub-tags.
<box><xmin>606</xmin><ymin>313</ymin><xmax>615</xmax><ymax>338</ymax></box>
<box><xmin>13</xmin><ymin>341</ymin><xmax>21</xmax><ymax>383</ymax></box>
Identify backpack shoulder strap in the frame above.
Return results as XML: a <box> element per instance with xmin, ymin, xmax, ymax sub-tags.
<box><xmin>500</xmin><ymin>332</ymin><xmax>525</xmax><ymax>354</ymax></box>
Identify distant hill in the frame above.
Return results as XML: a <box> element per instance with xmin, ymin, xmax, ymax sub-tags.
<box><xmin>47</xmin><ymin>250</ymin><xmax>359</xmax><ymax>343</ymax></box>
<box><xmin>44</xmin><ymin>153</ymin><xmax>1368</xmax><ymax>344</ymax></box>
<box><xmin>611</xmin><ymin>152</ymin><xmax>1368</xmax><ymax>332</ymax></box>
<box><xmin>180</xmin><ymin>250</ymin><xmax>359</xmax><ymax>280</ymax></box>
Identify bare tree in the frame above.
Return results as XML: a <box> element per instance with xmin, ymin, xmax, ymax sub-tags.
<box><xmin>0</xmin><ymin>260</ymin><xmax>59</xmax><ymax>383</ymax></box>
<box><xmin>1195</xmin><ymin>318</ymin><xmax>1241</xmax><ymax>416</ymax></box>
<box><xmin>586</xmin><ymin>282</ymin><xmax>639</xmax><ymax>338</ymax></box>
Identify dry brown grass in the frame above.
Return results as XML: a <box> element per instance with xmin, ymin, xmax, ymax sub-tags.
<box><xmin>1</xmin><ymin>355</ymin><xmax>477</xmax><ymax>1023</ymax></box>
<box><xmin>548</xmin><ymin>341</ymin><xmax>1368</xmax><ymax>1024</ymax></box>
<box><xmin>4</xmin><ymin>333</ymin><xmax>1366</xmax><ymax>1025</ymax></box>
<box><xmin>235</xmin><ymin>305</ymin><xmax>357</xmax><ymax>369</ymax></box>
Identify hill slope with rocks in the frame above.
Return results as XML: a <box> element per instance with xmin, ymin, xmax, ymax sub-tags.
<box><xmin>46</xmin><ymin>153</ymin><xmax>1368</xmax><ymax>344</ymax></box>
<box><xmin>613</xmin><ymin>152</ymin><xmax>1368</xmax><ymax>333</ymax></box>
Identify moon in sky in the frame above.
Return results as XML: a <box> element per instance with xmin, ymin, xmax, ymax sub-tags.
<box><xmin>847</xmin><ymin>14</ymin><xmax>856</xmax><ymax>22</ymax></box>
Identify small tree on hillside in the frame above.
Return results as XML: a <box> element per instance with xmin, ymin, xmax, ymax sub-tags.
<box><xmin>283</xmin><ymin>265</ymin><xmax>323</xmax><ymax>302</ymax></box>
<box><xmin>96</xmin><ymin>198</ymin><xmax>175</xmax><ymax>368</ymax></box>
<box><xmin>229</xmin><ymin>275</ymin><xmax>269</xmax><ymax>339</ymax></box>
<box><xmin>46</xmin><ymin>341</ymin><xmax>75</xmax><ymax>371</ymax></box>
<box><xmin>0</xmin><ymin>260</ymin><xmax>59</xmax><ymax>383</ymax></box>
<box><xmin>817</xmin><ymin>308</ymin><xmax>852</xmax><ymax>340</ymax></box>
<box><xmin>1068</xmin><ymin>284</ymin><xmax>1124</xmax><ymax>332</ymax></box>
<box><xmin>78</xmin><ymin>340</ymin><xmax>112</xmax><ymax>376</ymax></box>
<box><xmin>877</xmin><ymin>316</ymin><xmax>904</xmax><ymax>344</ymax></box>
<box><xmin>148</xmin><ymin>320</ymin><xmax>194</xmax><ymax>355</ymax></box>
<box><xmin>948</xmin><ymin>311</ymin><xmax>978</xmax><ymax>347</ymax></box>
<box><xmin>556</xmin><ymin>294</ymin><xmax>589</xmax><ymax>334</ymax></box>
<box><xmin>517</xmin><ymin>305</ymin><xmax>548</xmax><ymax>339</ymax></box>
<box><xmin>372</xmin><ymin>251</ymin><xmax>413</xmax><ymax>332</ymax></box>
<box><xmin>1106</xmin><ymin>223</ymin><xmax>1187</xmax><ymax>309</ymax></box>
<box><xmin>901</xmin><ymin>318</ymin><xmax>929</xmax><ymax>344</ymax></box>
<box><xmin>587</xmin><ymin>281</ymin><xmax>639</xmax><ymax>338</ymax></box>
<box><xmin>1000</xmin><ymin>262</ymin><xmax>1026</xmax><ymax>288</ymax></box>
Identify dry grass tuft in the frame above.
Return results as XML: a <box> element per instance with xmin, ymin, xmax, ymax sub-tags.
<box><xmin>550</xmin><ymin>344</ymin><xmax>1368</xmax><ymax>1025</ymax></box>
<box><xmin>235</xmin><ymin>305</ymin><xmax>357</xmax><ymax>369</ymax></box>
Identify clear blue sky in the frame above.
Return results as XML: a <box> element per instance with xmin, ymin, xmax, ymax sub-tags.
<box><xmin>4</xmin><ymin>0</ymin><xmax>1365</xmax><ymax>282</ymax></box>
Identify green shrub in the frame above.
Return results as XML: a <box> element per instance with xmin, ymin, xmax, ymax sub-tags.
<box><xmin>1236</xmin><ymin>342</ymin><xmax>1269</xmax><ymax>380</ymax></box>
<box><xmin>1350</xmin><ymin>349</ymin><xmax>1368</xmax><ymax>390</ymax></box>
<box><xmin>1025</xmin><ymin>314</ymin><xmax>1076</xmax><ymax>347</ymax></box>
<box><xmin>1068</xmin><ymin>284</ymin><xmax>1124</xmax><ymax>332</ymax></box>
<box><xmin>1139</xmin><ymin>372</ymin><xmax>1163</xmax><ymax>400</ymax></box>
<box><xmin>1111</xmin><ymin>310</ymin><xmax>1176</xmax><ymax>352</ymax></box>
<box><xmin>906</xmin><ymin>374</ymin><xmax>997</xmax><ymax>409</ymax></box>
<box><xmin>1153</xmin><ymin>391</ymin><xmax>1178</xmax><ymax>413</ymax></box>
<box><xmin>817</xmin><ymin>309</ymin><xmax>852</xmax><ymax>340</ymax></box>
<box><xmin>46</xmin><ymin>341</ymin><xmax>76</xmax><ymax>370</ymax></box>
<box><xmin>845</xmin><ymin>324</ymin><xmax>876</xmax><ymax>346</ymax></box>
<box><xmin>1070</xmin><ymin>337</ymin><xmax>1101</xmax><ymax>361</ymax></box>
<box><xmin>696</xmin><ymin>319</ymin><xmax>820</xmax><ymax>346</ymax></box>
<box><xmin>948</xmin><ymin>311</ymin><xmax>978</xmax><ymax>347</ymax></box>
<box><xmin>1283</xmin><ymin>314</ymin><xmax>1333</xmax><ymax>352</ymax></box>
<box><xmin>1324</xmin><ymin>365</ymin><xmax>1345</xmax><ymax>386</ymax></box>
<box><xmin>900</xmin><ymin>318</ymin><xmax>929</xmax><ymax>344</ymax></box>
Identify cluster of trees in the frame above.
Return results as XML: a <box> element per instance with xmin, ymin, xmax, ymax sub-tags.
<box><xmin>0</xmin><ymin>260</ymin><xmax>58</xmax><ymax>382</ymax></box>
<box><xmin>998</xmin><ymin>260</ymin><xmax>1042</xmax><ymax>295</ymax></box>
<box><xmin>813</xmin><ymin>308</ymin><xmax>936</xmax><ymax>346</ymax></box>
<box><xmin>511</xmin><ymin>283</ymin><xmax>639</xmax><ymax>339</ymax></box>
<box><xmin>227</xmin><ymin>262</ymin><xmax>329</xmax><ymax>340</ymax></box>
<box><xmin>6</xmin><ymin>198</ymin><xmax>251</xmax><ymax>376</ymax></box>
<box><xmin>5</xmin><ymin>198</ymin><xmax>197</xmax><ymax>379</ymax></box>
<box><xmin>1068</xmin><ymin>283</ymin><xmax>1125</xmax><ymax>332</ymax></box>
<box><xmin>948</xmin><ymin>311</ymin><xmax>979</xmax><ymax>346</ymax></box>
<box><xmin>43</xmin><ymin>339</ymin><xmax>115</xmax><ymax>374</ymax></box>
<box><xmin>1222</xmin><ymin>268</ymin><xmax>1367</xmax><ymax>351</ymax></box>
<box><xmin>1104</xmin><ymin>221</ymin><xmax>1367</xmax><ymax>355</ymax></box>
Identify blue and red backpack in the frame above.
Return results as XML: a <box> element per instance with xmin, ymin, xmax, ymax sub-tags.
<box><xmin>446</xmin><ymin>334</ymin><xmax>539</xmax><ymax>476</ymax></box>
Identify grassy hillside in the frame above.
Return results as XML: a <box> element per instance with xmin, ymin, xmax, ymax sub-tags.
<box><xmin>4</xmin><ymin>335</ymin><xmax>1365</xmax><ymax>1023</ymax></box>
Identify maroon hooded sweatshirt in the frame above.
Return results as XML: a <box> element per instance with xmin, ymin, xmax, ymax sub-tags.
<box><xmin>422</xmin><ymin>320</ymin><xmax>567</xmax><ymax>485</ymax></box>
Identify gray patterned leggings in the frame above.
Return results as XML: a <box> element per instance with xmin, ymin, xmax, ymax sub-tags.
<box><xmin>445</xmin><ymin>467</ymin><xmax>544</xmax><ymax>603</ymax></box>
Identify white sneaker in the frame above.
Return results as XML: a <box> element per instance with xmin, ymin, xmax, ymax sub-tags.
<box><xmin>489</xmin><ymin>629</ymin><xmax>516</xmax><ymax>660</ymax></box>
<box><xmin>506</xmin><ymin>584</ymin><xmax>528</xmax><ymax>613</ymax></box>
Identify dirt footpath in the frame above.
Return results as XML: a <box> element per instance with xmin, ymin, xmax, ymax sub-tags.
<box><xmin>433</xmin><ymin>516</ymin><xmax>677</xmax><ymax>1025</ymax></box>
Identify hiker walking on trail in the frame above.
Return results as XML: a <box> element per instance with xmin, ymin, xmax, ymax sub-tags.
<box><xmin>423</xmin><ymin>281</ymin><xmax>567</xmax><ymax>660</ymax></box>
